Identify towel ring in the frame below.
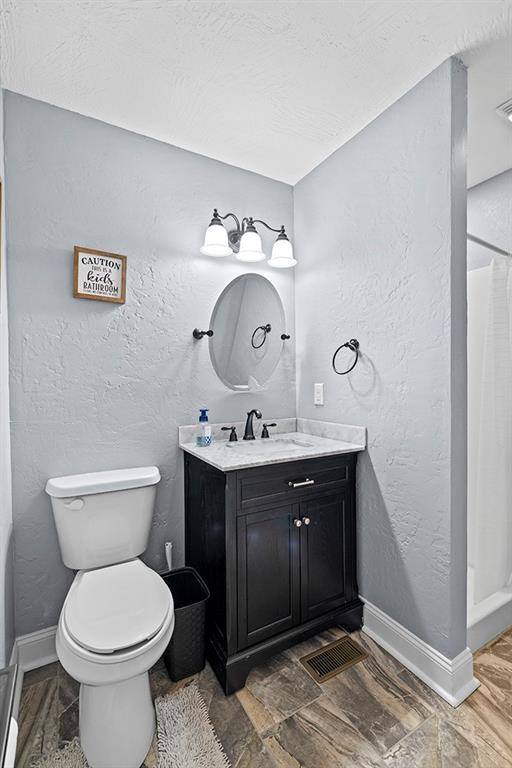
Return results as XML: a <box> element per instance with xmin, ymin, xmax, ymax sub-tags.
<box><xmin>251</xmin><ymin>323</ymin><xmax>271</xmax><ymax>349</ymax></box>
<box><xmin>332</xmin><ymin>339</ymin><xmax>360</xmax><ymax>375</ymax></box>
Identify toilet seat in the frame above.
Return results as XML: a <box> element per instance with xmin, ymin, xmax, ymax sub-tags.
<box><xmin>64</xmin><ymin>559</ymin><xmax>172</xmax><ymax>654</ymax></box>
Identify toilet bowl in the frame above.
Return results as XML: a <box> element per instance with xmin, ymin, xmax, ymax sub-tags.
<box><xmin>56</xmin><ymin>559</ymin><xmax>174</xmax><ymax>768</ymax></box>
<box><xmin>46</xmin><ymin>466</ymin><xmax>173</xmax><ymax>768</ymax></box>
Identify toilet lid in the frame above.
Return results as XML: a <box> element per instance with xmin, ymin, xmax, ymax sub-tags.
<box><xmin>64</xmin><ymin>560</ymin><xmax>172</xmax><ymax>654</ymax></box>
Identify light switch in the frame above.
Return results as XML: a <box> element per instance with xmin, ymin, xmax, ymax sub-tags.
<box><xmin>314</xmin><ymin>383</ymin><xmax>324</xmax><ymax>406</ymax></box>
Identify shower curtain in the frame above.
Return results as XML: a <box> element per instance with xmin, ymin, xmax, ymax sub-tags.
<box><xmin>470</xmin><ymin>255</ymin><xmax>512</xmax><ymax>604</ymax></box>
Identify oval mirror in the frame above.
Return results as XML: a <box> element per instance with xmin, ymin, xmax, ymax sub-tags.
<box><xmin>209</xmin><ymin>274</ymin><xmax>286</xmax><ymax>391</ymax></box>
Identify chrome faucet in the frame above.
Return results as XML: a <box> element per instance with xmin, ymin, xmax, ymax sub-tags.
<box><xmin>243</xmin><ymin>409</ymin><xmax>262</xmax><ymax>440</ymax></box>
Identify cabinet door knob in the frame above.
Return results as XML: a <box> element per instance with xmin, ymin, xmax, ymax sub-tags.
<box><xmin>293</xmin><ymin>518</ymin><xmax>302</xmax><ymax>528</ymax></box>
<box><xmin>302</xmin><ymin>517</ymin><xmax>311</xmax><ymax>526</ymax></box>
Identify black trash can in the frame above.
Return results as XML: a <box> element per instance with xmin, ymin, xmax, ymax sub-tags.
<box><xmin>160</xmin><ymin>567</ymin><xmax>210</xmax><ymax>681</ymax></box>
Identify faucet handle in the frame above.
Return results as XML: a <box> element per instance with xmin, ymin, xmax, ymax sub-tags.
<box><xmin>221</xmin><ymin>426</ymin><xmax>238</xmax><ymax>442</ymax></box>
<box><xmin>261</xmin><ymin>422</ymin><xmax>277</xmax><ymax>439</ymax></box>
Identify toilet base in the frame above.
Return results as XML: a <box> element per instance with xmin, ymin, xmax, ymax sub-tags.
<box><xmin>79</xmin><ymin>672</ymin><xmax>155</xmax><ymax>768</ymax></box>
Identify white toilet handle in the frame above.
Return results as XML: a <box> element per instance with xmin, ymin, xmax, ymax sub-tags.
<box><xmin>64</xmin><ymin>498</ymin><xmax>85</xmax><ymax>511</ymax></box>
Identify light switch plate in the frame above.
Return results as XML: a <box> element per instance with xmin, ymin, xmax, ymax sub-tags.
<box><xmin>314</xmin><ymin>383</ymin><xmax>324</xmax><ymax>406</ymax></box>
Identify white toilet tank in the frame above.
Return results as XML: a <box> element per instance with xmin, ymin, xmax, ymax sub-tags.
<box><xmin>46</xmin><ymin>466</ymin><xmax>161</xmax><ymax>570</ymax></box>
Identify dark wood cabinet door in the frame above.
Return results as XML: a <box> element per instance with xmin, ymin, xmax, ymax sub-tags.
<box><xmin>237</xmin><ymin>503</ymin><xmax>301</xmax><ymax>650</ymax></box>
<box><xmin>300</xmin><ymin>489</ymin><xmax>353</xmax><ymax>622</ymax></box>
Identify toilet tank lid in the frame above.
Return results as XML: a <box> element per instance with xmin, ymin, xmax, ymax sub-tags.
<box><xmin>45</xmin><ymin>466</ymin><xmax>161</xmax><ymax>498</ymax></box>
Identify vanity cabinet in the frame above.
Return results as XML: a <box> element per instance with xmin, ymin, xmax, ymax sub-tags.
<box><xmin>184</xmin><ymin>451</ymin><xmax>363</xmax><ymax>694</ymax></box>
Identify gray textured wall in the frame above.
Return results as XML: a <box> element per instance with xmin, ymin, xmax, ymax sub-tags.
<box><xmin>294</xmin><ymin>59</ymin><xmax>467</xmax><ymax>658</ymax></box>
<box><xmin>0</xmin><ymin>85</ymin><xmax>15</xmax><ymax>665</ymax></box>
<box><xmin>4</xmin><ymin>92</ymin><xmax>295</xmax><ymax>635</ymax></box>
<box><xmin>467</xmin><ymin>169</ymin><xmax>512</xmax><ymax>271</ymax></box>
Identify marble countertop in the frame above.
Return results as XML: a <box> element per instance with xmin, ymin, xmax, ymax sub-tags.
<box><xmin>179</xmin><ymin>418</ymin><xmax>366</xmax><ymax>472</ymax></box>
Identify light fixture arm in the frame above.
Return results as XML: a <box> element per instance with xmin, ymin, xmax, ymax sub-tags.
<box><xmin>213</xmin><ymin>210</ymin><xmax>286</xmax><ymax>237</ymax></box>
<box><xmin>252</xmin><ymin>219</ymin><xmax>286</xmax><ymax>235</ymax></box>
<box><xmin>213</xmin><ymin>209</ymin><xmax>242</xmax><ymax>233</ymax></box>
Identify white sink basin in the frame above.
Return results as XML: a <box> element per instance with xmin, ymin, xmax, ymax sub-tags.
<box><xmin>225</xmin><ymin>437</ymin><xmax>313</xmax><ymax>454</ymax></box>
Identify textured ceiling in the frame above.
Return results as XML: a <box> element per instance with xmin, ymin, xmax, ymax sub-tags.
<box><xmin>1</xmin><ymin>0</ymin><xmax>511</xmax><ymax>184</ymax></box>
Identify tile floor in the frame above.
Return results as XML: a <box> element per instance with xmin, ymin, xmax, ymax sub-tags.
<box><xmin>16</xmin><ymin>626</ymin><xmax>512</xmax><ymax>767</ymax></box>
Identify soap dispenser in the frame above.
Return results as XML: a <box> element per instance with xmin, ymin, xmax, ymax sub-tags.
<box><xmin>196</xmin><ymin>409</ymin><xmax>212</xmax><ymax>447</ymax></box>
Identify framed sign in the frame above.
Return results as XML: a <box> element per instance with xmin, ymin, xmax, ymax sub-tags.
<box><xmin>73</xmin><ymin>246</ymin><xmax>127</xmax><ymax>304</ymax></box>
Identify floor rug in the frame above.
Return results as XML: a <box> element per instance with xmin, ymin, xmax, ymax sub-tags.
<box><xmin>34</xmin><ymin>684</ymin><xmax>231</xmax><ymax>768</ymax></box>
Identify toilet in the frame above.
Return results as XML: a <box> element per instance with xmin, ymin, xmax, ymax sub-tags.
<box><xmin>45</xmin><ymin>466</ymin><xmax>175</xmax><ymax>768</ymax></box>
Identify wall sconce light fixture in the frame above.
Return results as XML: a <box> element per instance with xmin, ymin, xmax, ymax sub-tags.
<box><xmin>200</xmin><ymin>209</ymin><xmax>296</xmax><ymax>268</ymax></box>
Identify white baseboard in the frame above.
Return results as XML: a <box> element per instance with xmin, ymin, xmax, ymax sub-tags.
<box><xmin>10</xmin><ymin>625</ymin><xmax>58</xmax><ymax>672</ymax></box>
<box><xmin>9</xmin><ymin>626</ymin><xmax>58</xmax><ymax>722</ymax></box>
<box><xmin>362</xmin><ymin>599</ymin><xmax>479</xmax><ymax>707</ymax></box>
<box><xmin>7</xmin><ymin>605</ymin><xmax>479</xmax><ymax>713</ymax></box>
<box><xmin>467</xmin><ymin>592</ymin><xmax>512</xmax><ymax>652</ymax></box>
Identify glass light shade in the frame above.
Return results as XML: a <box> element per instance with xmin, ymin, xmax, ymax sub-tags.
<box><xmin>200</xmin><ymin>222</ymin><xmax>233</xmax><ymax>257</ymax></box>
<box><xmin>268</xmin><ymin>236</ymin><xmax>297</xmax><ymax>268</ymax></box>
<box><xmin>236</xmin><ymin>230</ymin><xmax>266</xmax><ymax>262</ymax></box>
